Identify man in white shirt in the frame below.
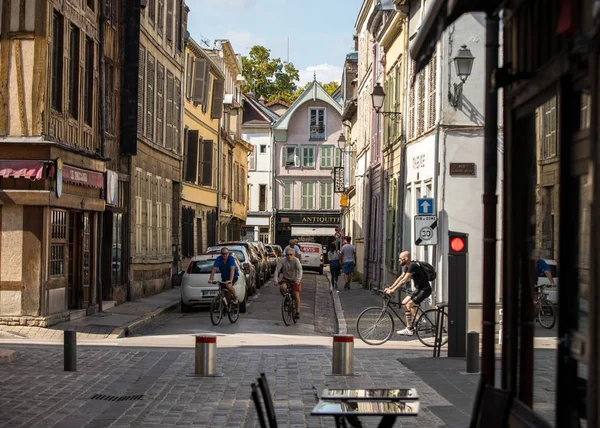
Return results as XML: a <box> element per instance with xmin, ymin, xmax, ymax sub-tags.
<box><xmin>283</xmin><ymin>238</ymin><xmax>301</xmax><ymax>259</ymax></box>
<box><xmin>340</xmin><ymin>236</ymin><xmax>356</xmax><ymax>289</ymax></box>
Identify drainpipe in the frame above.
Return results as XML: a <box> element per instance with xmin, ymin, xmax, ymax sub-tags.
<box><xmin>433</xmin><ymin>123</ymin><xmax>440</xmax><ymax>303</ymax></box>
<box><xmin>216</xmin><ymin>119</ymin><xmax>222</xmax><ymax>242</ymax></box>
<box><xmin>96</xmin><ymin>1</ymin><xmax>106</xmax><ymax>312</ymax></box>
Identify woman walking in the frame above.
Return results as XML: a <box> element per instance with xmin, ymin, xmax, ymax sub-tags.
<box><xmin>328</xmin><ymin>242</ymin><xmax>341</xmax><ymax>289</ymax></box>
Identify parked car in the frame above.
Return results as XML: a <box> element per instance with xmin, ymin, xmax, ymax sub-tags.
<box><xmin>270</xmin><ymin>244</ymin><xmax>283</xmax><ymax>257</ymax></box>
<box><xmin>220</xmin><ymin>241</ymin><xmax>266</xmax><ymax>287</ymax></box>
<box><xmin>250</xmin><ymin>241</ymin><xmax>271</xmax><ymax>280</ymax></box>
<box><xmin>265</xmin><ymin>244</ymin><xmax>279</xmax><ymax>273</ymax></box>
<box><xmin>537</xmin><ymin>259</ymin><xmax>559</xmax><ymax>304</ymax></box>
<box><xmin>181</xmin><ymin>254</ymin><xmax>247</xmax><ymax>313</ymax></box>
<box><xmin>206</xmin><ymin>245</ymin><xmax>256</xmax><ymax>296</ymax></box>
<box><xmin>297</xmin><ymin>242</ymin><xmax>324</xmax><ymax>275</ymax></box>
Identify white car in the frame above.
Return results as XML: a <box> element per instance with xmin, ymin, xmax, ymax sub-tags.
<box><xmin>537</xmin><ymin>259</ymin><xmax>559</xmax><ymax>304</ymax></box>
<box><xmin>297</xmin><ymin>242</ymin><xmax>324</xmax><ymax>275</ymax></box>
<box><xmin>181</xmin><ymin>254</ymin><xmax>247</xmax><ymax>313</ymax></box>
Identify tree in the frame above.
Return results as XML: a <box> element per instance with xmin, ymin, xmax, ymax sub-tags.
<box><xmin>290</xmin><ymin>81</ymin><xmax>340</xmax><ymax>103</ymax></box>
<box><xmin>322</xmin><ymin>81</ymin><xmax>340</xmax><ymax>95</ymax></box>
<box><xmin>242</xmin><ymin>45</ymin><xmax>299</xmax><ymax>104</ymax></box>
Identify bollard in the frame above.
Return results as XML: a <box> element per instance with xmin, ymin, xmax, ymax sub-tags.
<box><xmin>466</xmin><ymin>331</ymin><xmax>480</xmax><ymax>373</ymax></box>
<box><xmin>64</xmin><ymin>330</ymin><xmax>77</xmax><ymax>372</ymax></box>
<box><xmin>193</xmin><ymin>335</ymin><xmax>223</xmax><ymax>377</ymax></box>
<box><xmin>330</xmin><ymin>334</ymin><xmax>354</xmax><ymax>376</ymax></box>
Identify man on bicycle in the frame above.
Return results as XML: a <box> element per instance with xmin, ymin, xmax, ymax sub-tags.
<box><xmin>384</xmin><ymin>251</ymin><xmax>432</xmax><ymax>336</ymax></box>
<box><xmin>207</xmin><ymin>247</ymin><xmax>239</xmax><ymax>303</ymax></box>
<box><xmin>274</xmin><ymin>248</ymin><xmax>303</xmax><ymax>319</ymax></box>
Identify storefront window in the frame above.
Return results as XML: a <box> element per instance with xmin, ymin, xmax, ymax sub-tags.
<box><xmin>111</xmin><ymin>213</ymin><xmax>123</xmax><ymax>285</ymax></box>
<box><xmin>50</xmin><ymin>210</ymin><xmax>67</xmax><ymax>276</ymax></box>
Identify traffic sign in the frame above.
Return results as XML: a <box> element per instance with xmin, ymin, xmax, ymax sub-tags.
<box><xmin>417</xmin><ymin>198</ymin><xmax>434</xmax><ymax>215</ymax></box>
<box><xmin>414</xmin><ymin>215</ymin><xmax>438</xmax><ymax>245</ymax></box>
<box><xmin>334</xmin><ymin>232</ymin><xmax>341</xmax><ymax>239</ymax></box>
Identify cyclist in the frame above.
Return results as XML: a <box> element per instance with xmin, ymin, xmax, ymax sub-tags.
<box><xmin>207</xmin><ymin>247</ymin><xmax>239</xmax><ymax>303</ymax></box>
<box><xmin>384</xmin><ymin>251</ymin><xmax>432</xmax><ymax>336</ymax></box>
<box><xmin>283</xmin><ymin>238</ymin><xmax>302</xmax><ymax>260</ymax></box>
<box><xmin>274</xmin><ymin>248</ymin><xmax>303</xmax><ymax>319</ymax></box>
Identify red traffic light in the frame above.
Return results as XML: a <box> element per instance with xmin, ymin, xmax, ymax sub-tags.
<box><xmin>450</xmin><ymin>237</ymin><xmax>465</xmax><ymax>253</ymax></box>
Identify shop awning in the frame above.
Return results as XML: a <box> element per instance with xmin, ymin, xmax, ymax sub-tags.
<box><xmin>410</xmin><ymin>0</ymin><xmax>502</xmax><ymax>74</ymax></box>
<box><xmin>0</xmin><ymin>160</ymin><xmax>46</xmax><ymax>180</ymax></box>
<box><xmin>291</xmin><ymin>226</ymin><xmax>336</xmax><ymax>237</ymax></box>
<box><xmin>62</xmin><ymin>165</ymin><xmax>103</xmax><ymax>188</ymax></box>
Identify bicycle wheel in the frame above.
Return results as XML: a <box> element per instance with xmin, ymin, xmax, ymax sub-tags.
<box><xmin>282</xmin><ymin>295</ymin><xmax>293</xmax><ymax>326</ymax></box>
<box><xmin>210</xmin><ymin>294</ymin><xmax>224</xmax><ymax>326</ymax></box>
<box><xmin>356</xmin><ymin>307</ymin><xmax>394</xmax><ymax>345</ymax></box>
<box><xmin>415</xmin><ymin>309</ymin><xmax>448</xmax><ymax>347</ymax></box>
<box><xmin>228</xmin><ymin>296</ymin><xmax>240</xmax><ymax>323</ymax></box>
<box><xmin>292</xmin><ymin>299</ymin><xmax>298</xmax><ymax>324</ymax></box>
<box><xmin>538</xmin><ymin>300</ymin><xmax>556</xmax><ymax>329</ymax></box>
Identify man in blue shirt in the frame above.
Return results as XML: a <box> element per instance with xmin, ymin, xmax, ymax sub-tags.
<box><xmin>208</xmin><ymin>247</ymin><xmax>239</xmax><ymax>302</ymax></box>
<box><xmin>535</xmin><ymin>259</ymin><xmax>555</xmax><ymax>287</ymax></box>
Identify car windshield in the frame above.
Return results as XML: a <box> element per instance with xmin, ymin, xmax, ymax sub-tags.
<box><xmin>189</xmin><ymin>260</ymin><xmax>215</xmax><ymax>274</ymax></box>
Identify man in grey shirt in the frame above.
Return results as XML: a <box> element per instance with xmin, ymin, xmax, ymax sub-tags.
<box><xmin>340</xmin><ymin>236</ymin><xmax>356</xmax><ymax>289</ymax></box>
<box><xmin>274</xmin><ymin>248</ymin><xmax>303</xmax><ymax>319</ymax></box>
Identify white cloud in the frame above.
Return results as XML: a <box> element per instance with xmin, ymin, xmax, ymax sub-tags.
<box><xmin>298</xmin><ymin>64</ymin><xmax>343</xmax><ymax>86</ymax></box>
<box><xmin>220</xmin><ymin>31</ymin><xmax>266</xmax><ymax>55</ymax></box>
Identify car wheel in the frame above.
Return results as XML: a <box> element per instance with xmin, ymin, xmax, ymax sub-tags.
<box><xmin>181</xmin><ymin>299</ymin><xmax>190</xmax><ymax>313</ymax></box>
<box><xmin>240</xmin><ymin>297</ymin><xmax>247</xmax><ymax>313</ymax></box>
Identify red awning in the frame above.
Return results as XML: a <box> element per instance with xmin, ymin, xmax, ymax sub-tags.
<box><xmin>0</xmin><ymin>160</ymin><xmax>45</xmax><ymax>180</ymax></box>
<box><xmin>62</xmin><ymin>165</ymin><xmax>103</xmax><ymax>188</ymax></box>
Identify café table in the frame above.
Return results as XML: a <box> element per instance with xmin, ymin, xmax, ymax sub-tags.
<box><xmin>311</xmin><ymin>388</ymin><xmax>419</xmax><ymax>428</ymax></box>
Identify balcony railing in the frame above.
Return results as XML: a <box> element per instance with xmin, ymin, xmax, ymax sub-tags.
<box><xmin>309</xmin><ymin>125</ymin><xmax>325</xmax><ymax>140</ymax></box>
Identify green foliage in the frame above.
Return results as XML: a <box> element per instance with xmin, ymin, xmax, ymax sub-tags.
<box><xmin>322</xmin><ymin>81</ymin><xmax>340</xmax><ymax>95</ymax></box>
<box><xmin>242</xmin><ymin>45</ymin><xmax>299</xmax><ymax>104</ymax></box>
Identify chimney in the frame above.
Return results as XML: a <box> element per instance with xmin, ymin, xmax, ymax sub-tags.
<box><xmin>259</xmin><ymin>95</ymin><xmax>267</xmax><ymax>105</ymax></box>
<box><xmin>353</xmin><ymin>34</ymin><xmax>358</xmax><ymax>52</ymax></box>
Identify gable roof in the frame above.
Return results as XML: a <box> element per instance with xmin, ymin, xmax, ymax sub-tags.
<box><xmin>273</xmin><ymin>80</ymin><xmax>342</xmax><ymax>131</ymax></box>
<box><xmin>242</xmin><ymin>94</ymin><xmax>280</xmax><ymax>125</ymax></box>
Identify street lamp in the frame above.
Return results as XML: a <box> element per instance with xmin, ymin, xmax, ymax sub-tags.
<box><xmin>448</xmin><ymin>45</ymin><xmax>475</xmax><ymax>108</ymax></box>
<box><xmin>371</xmin><ymin>83</ymin><xmax>403</xmax><ymax>122</ymax></box>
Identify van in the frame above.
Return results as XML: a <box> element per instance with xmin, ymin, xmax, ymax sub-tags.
<box><xmin>297</xmin><ymin>242</ymin><xmax>324</xmax><ymax>275</ymax></box>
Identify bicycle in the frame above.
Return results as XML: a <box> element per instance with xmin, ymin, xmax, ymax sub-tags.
<box><xmin>209</xmin><ymin>280</ymin><xmax>240</xmax><ymax>326</ymax></box>
<box><xmin>534</xmin><ymin>285</ymin><xmax>556</xmax><ymax>329</ymax></box>
<box><xmin>356</xmin><ymin>287</ymin><xmax>449</xmax><ymax>347</ymax></box>
<box><xmin>279</xmin><ymin>278</ymin><xmax>298</xmax><ymax>326</ymax></box>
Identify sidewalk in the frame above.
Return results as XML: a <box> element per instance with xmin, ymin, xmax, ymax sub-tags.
<box><xmin>0</xmin><ymin>288</ymin><xmax>181</xmax><ymax>341</ymax></box>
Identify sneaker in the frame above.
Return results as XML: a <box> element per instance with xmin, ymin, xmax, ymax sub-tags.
<box><xmin>397</xmin><ymin>327</ymin><xmax>414</xmax><ymax>336</ymax></box>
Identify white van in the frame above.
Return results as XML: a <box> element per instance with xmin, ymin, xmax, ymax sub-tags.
<box><xmin>297</xmin><ymin>242</ymin><xmax>324</xmax><ymax>275</ymax></box>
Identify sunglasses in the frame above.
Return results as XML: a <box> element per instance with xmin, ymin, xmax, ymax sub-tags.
<box><xmin>221</xmin><ymin>252</ymin><xmax>229</xmax><ymax>255</ymax></box>
<box><xmin>286</xmin><ymin>253</ymin><xmax>294</xmax><ymax>256</ymax></box>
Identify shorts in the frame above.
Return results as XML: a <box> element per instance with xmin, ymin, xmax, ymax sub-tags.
<box><xmin>282</xmin><ymin>278</ymin><xmax>302</xmax><ymax>293</ymax></box>
<box><xmin>410</xmin><ymin>286</ymin><xmax>432</xmax><ymax>305</ymax></box>
<box><xmin>342</xmin><ymin>262</ymin><xmax>355</xmax><ymax>274</ymax></box>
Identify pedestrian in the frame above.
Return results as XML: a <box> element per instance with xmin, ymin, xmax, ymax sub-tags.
<box><xmin>384</xmin><ymin>251</ymin><xmax>432</xmax><ymax>336</ymax></box>
<box><xmin>284</xmin><ymin>238</ymin><xmax>302</xmax><ymax>259</ymax></box>
<box><xmin>340</xmin><ymin>236</ymin><xmax>356</xmax><ymax>289</ymax></box>
<box><xmin>327</xmin><ymin>242</ymin><xmax>341</xmax><ymax>289</ymax></box>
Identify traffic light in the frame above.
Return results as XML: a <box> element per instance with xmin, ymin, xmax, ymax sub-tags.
<box><xmin>449</xmin><ymin>232</ymin><xmax>468</xmax><ymax>255</ymax></box>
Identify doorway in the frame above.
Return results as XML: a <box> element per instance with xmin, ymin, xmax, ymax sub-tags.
<box><xmin>68</xmin><ymin>212</ymin><xmax>92</xmax><ymax>310</ymax></box>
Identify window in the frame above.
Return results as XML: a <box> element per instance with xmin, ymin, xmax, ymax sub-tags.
<box><xmin>302</xmin><ymin>146</ymin><xmax>315</xmax><ymax>168</ymax></box>
<box><xmin>50</xmin><ymin>210</ymin><xmax>67</xmax><ymax>276</ymax></box>
<box><xmin>320</xmin><ymin>146</ymin><xmax>334</xmax><ymax>168</ymax></box>
<box><xmin>105</xmin><ymin>62</ymin><xmax>115</xmax><ymax>134</ymax></box>
<box><xmin>249</xmin><ymin>145</ymin><xmax>256</xmax><ymax>171</ymax></box>
<box><xmin>193</xmin><ymin>57</ymin><xmax>208</xmax><ymax>105</ymax></box>
<box><xmin>182</xmin><ymin>207</ymin><xmax>194</xmax><ymax>257</ymax></box>
<box><xmin>166</xmin><ymin>0</ymin><xmax>173</xmax><ymax>42</ymax></box>
<box><xmin>156</xmin><ymin>62</ymin><xmax>165</xmax><ymax>146</ymax></box>
<box><xmin>51</xmin><ymin>11</ymin><xmax>64</xmax><ymax>111</ymax></box>
<box><xmin>282</xmin><ymin>146</ymin><xmax>299</xmax><ymax>168</ymax></box>
<box><xmin>147</xmin><ymin>173</ymin><xmax>153</xmax><ymax>255</ymax></box>
<box><xmin>135</xmin><ymin>169</ymin><xmax>143</xmax><ymax>254</ymax></box>
<box><xmin>200</xmin><ymin>140</ymin><xmax>213</xmax><ymax>186</ymax></box>
<box><xmin>68</xmin><ymin>24</ymin><xmax>80</xmax><ymax>118</ymax></box>
<box><xmin>111</xmin><ymin>213</ymin><xmax>123</xmax><ymax>285</ymax></box>
<box><xmin>166</xmin><ymin>70</ymin><xmax>174</xmax><ymax>149</ymax></box>
<box><xmin>259</xmin><ymin>184</ymin><xmax>267</xmax><ymax>211</ymax></box>
<box><xmin>87</xmin><ymin>0</ymin><xmax>94</xmax><ymax>11</ymax></box>
<box><xmin>157</xmin><ymin>0</ymin><xmax>164</xmax><ymax>36</ymax></box>
<box><xmin>146</xmin><ymin>54</ymin><xmax>155</xmax><ymax>140</ymax></box>
<box><xmin>165</xmin><ymin>179</ymin><xmax>172</xmax><ymax>254</ymax></box>
<box><xmin>156</xmin><ymin>177</ymin><xmax>162</xmax><ymax>254</ymax></box>
<box><xmin>427</xmin><ymin>52</ymin><xmax>437</xmax><ymax>130</ymax></box>
<box><xmin>174</xmin><ymin>77</ymin><xmax>181</xmax><ymax>152</ymax></box>
<box><xmin>320</xmin><ymin>182</ymin><xmax>333</xmax><ymax>210</ymax></box>
<box><xmin>283</xmin><ymin>182</ymin><xmax>293</xmax><ymax>209</ymax></box>
<box><xmin>137</xmin><ymin>46</ymin><xmax>145</xmax><ymax>135</ymax></box>
<box><xmin>84</xmin><ymin>37</ymin><xmax>94</xmax><ymax>126</ymax></box>
<box><xmin>148</xmin><ymin>0</ymin><xmax>155</xmax><ymax>26</ymax></box>
<box><xmin>408</xmin><ymin>60</ymin><xmax>415</xmax><ymax>140</ymax></box>
<box><xmin>301</xmin><ymin>182</ymin><xmax>315</xmax><ymax>209</ymax></box>
<box><xmin>541</xmin><ymin>97</ymin><xmax>557</xmax><ymax>159</ymax></box>
<box><xmin>260</xmin><ymin>145</ymin><xmax>267</xmax><ymax>154</ymax></box>
<box><xmin>309</xmin><ymin>108</ymin><xmax>326</xmax><ymax>140</ymax></box>
<box><xmin>105</xmin><ymin>0</ymin><xmax>117</xmax><ymax>26</ymax></box>
<box><xmin>417</xmin><ymin>68</ymin><xmax>425</xmax><ymax>136</ymax></box>
<box><xmin>241</xmin><ymin>167</ymin><xmax>246</xmax><ymax>204</ymax></box>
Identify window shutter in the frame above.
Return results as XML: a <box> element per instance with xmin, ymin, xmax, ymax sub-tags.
<box><xmin>166</xmin><ymin>71</ymin><xmax>174</xmax><ymax>149</ymax></box>
<box><xmin>211</xmin><ymin>79</ymin><xmax>225</xmax><ymax>119</ymax></box>
<box><xmin>146</xmin><ymin>54</ymin><xmax>155</xmax><ymax>140</ymax></box>
<box><xmin>201</xmin><ymin>140</ymin><xmax>213</xmax><ymax>186</ymax></box>
<box><xmin>427</xmin><ymin>52</ymin><xmax>436</xmax><ymax>130</ymax></box>
<box><xmin>157</xmin><ymin>0</ymin><xmax>164</xmax><ymax>36</ymax></box>
<box><xmin>137</xmin><ymin>47</ymin><xmax>145</xmax><ymax>135</ymax></box>
<box><xmin>186</xmin><ymin>54</ymin><xmax>193</xmax><ymax>99</ymax></box>
<box><xmin>249</xmin><ymin>145</ymin><xmax>256</xmax><ymax>171</ymax></box>
<box><xmin>184</xmin><ymin>130</ymin><xmax>199</xmax><ymax>182</ymax></box>
<box><xmin>193</xmin><ymin>58</ymin><xmax>207</xmax><ymax>104</ymax></box>
<box><xmin>156</xmin><ymin>62</ymin><xmax>164</xmax><ymax>146</ymax></box>
<box><xmin>166</xmin><ymin>0</ymin><xmax>173</xmax><ymax>41</ymax></box>
<box><xmin>174</xmin><ymin>77</ymin><xmax>181</xmax><ymax>153</ymax></box>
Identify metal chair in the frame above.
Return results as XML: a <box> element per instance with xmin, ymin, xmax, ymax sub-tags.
<box><xmin>258</xmin><ymin>373</ymin><xmax>278</xmax><ymax>428</ymax></box>
<box><xmin>251</xmin><ymin>382</ymin><xmax>267</xmax><ymax>428</ymax></box>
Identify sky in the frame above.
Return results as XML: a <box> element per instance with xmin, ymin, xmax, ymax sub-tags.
<box><xmin>187</xmin><ymin>0</ymin><xmax>363</xmax><ymax>86</ymax></box>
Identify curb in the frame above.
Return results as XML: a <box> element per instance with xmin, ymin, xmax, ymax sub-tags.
<box><xmin>111</xmin><ymin>299</ymin><xmax>181</xmax><ymax>338</ymax></box>
<box><xmin>326</xmin><ymin>272</ymin><xmax>347</xmax><ymax>334</ymax></box>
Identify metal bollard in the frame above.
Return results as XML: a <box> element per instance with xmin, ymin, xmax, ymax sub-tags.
<box><xmin>64</xmin><ymin>330</ymin><xmax>77</xmax><ymax>372</ymax></box>
<box><xmin>330</xmin><ymin>334</ymin><xmax>354</xmax><ymax>375</ymax></box>
<box><xmin>466</xmin><ymin>331</ymin><xmax>480</xmax><ymax>373</ymax></box>
<box><xmin>193</xmin><ymin>335</ymin><xmax>223</xmax><ymax>377</ymax></box>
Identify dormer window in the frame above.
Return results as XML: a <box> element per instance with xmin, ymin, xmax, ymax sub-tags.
<box><xmin>309</xmin><ymin>108</ymin><xmax>326</xmax><ymax>140</ymax></box>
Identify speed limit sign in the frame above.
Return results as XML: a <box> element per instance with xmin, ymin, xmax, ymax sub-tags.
<box><xmin>414</xmin><ymin>215</ymin><xmax>438</xmax><ymax>245</ymax></box>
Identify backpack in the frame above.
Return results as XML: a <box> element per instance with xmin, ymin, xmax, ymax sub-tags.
<box><xmin>415</xmin><ymin>260</ymin><xmax>436</xmax><ymax>281</ymax></box>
